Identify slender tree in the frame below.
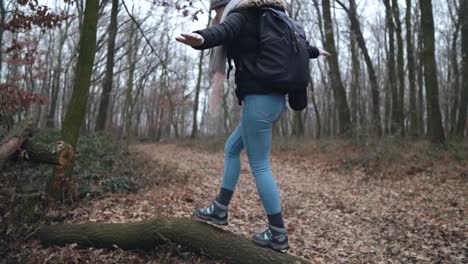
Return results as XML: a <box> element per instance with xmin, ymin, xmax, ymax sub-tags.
<box><xmin>47</xmin><ymin>17</ymin><xmax>72</xmax><ymax>128</ymax></box>
<box><xmin>456</xmin><ymin>0</ymin><xmax>468</xmax><ymax>137</ymax></box>
<box><xmin>406</xmin><ymin>0</ymin><xmax>418</xmax><ymax>137</ymax></box>
<box><xmin>0</xmin><ymin>0</ymin><xmax>5</xmax><ymax>77</ymax></box>
<box><xmin>335</xmin><ymin>0</ymin><xmax>382</xmax><ymax>136</ymax></box>
<box><xmin>47</xmin><ymin>0</ymin><xmax>99</xmax><ymax>200</ymax></box>
<box><xmin>322</xmin><ymin>0</ymin><xmax>351</xmax><ymax>135</ymax></box>
<box><xmin>419</xmin><ymin>0</ymin><xmax>445</xmax><ymax>143</ymax></box>
<box><xmin>309</xmin><ymin>75</ymin><xmax>321</xmax><ymax>138</ymax></box>
<box><xmin>191</xmin><ymin>9</ymin><xmax>212</xmax><ymax>139</ymax></box>
<box><xmin>416</xmin><ymin>6</ymin><xmax>425</xmax><ymax>135</ymax></box>
<box><xmin>383</xmin><ymin>0</ymin><xmax>398</xmax><ymax>134</ymax></box>
<box><xmin>95</xmin><ymin>0</ymin><xmax>119</xmax><ymax>131</ymax></box>
<box><xmin>123</xmin><ymin>21</ymin><xmax>137</xmax><ymax>145</ymax></box>
<box><xmin>392</xmin><ymin>0</ymin><xmax>405</xmax><ymax>136</ymax></box>
<box><xmin>448</xmin><ymin>0</ymin><xmax>461</xmax><ymax>134</ymax></box>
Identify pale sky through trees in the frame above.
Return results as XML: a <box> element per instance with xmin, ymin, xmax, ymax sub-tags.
<box><xmin>35</xmin><ymin>0</ymin><xmax>451</xmax><ymax>61</ymax></box>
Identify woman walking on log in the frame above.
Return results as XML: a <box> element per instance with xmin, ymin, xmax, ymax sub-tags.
<box><xmin>176</xmin><ymin>0</ymin><xmax>329</xmax><ymax>252</ymax></box>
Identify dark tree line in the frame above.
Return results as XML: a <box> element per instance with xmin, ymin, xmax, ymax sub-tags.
<box><xmin>1</xmin><ymin>0</ymin><xmax>467</xmax><ymax>146</ymax></box>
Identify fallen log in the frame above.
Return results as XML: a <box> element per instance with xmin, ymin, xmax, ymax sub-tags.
<box><xmin>39</xmin><ymin>217</ymin><xmax>309</xmax><ymax>264</ymax></box>
<box><xmin>0</xmin><ymin>119</ymin><xmax>32</xmax><ymax>168</ymax></box>
<box><xmin>22</xmin><ymin>139</ymin><xmax>74</xmax><ymax>167</ymax></box>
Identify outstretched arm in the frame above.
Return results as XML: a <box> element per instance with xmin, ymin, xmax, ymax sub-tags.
<box><xmin>309</xmin><ymin>45</ymin><xmax>331</xmax><ymax>59</ymax></box>
<box><xmin>176</xmin><ymin>11</ymin><xmax>248</xmax><ymax>49</ymax></box>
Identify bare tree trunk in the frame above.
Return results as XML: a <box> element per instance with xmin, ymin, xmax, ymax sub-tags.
<box><xmin>0</xmin><ymin>0</ymin><xmax>5</xmax><ymax>78</ymax></box>
<box><xmin>292</xmin><ymin>112</ymin><xmax>305</xmax><ymax>136</ymax></box>
<box><xmin>191</xmin><ymin>10</ymin><xmax>212</xmax><ymax>139</ymax></box>
<box><xmin>47</xmin><ymin>21</ymin><xmax>71</xmax><ymax>128</ymax></box>
<box><xmin>406</xmin><ymin>0</ymin><xmax>418</xmax><ymax>137</ymax></box>
<box><xmin>383</xmin><ymin>0</ymin><xmax>399</xmax><ymax>135</ymax></box>
<box><xmin>222</xmin><ymin>88</ymin><xmax>230</xmax><ymax>134</ymax></box>
<box><xmin>392</xmin><ymin>0</ymin><xmax>406</xmax><ymax>136</ymax></box>
<box><xmin>123</xmin><ymin>22</ymin><xmax>136</xmax><ymax>146</ymax></box>
<box><xmin>456</xmin><ymin>0</ymin><xmax>468</xmax><ymax>137</ymax></box>
<box><xmin>50</xmin><ymin>0</ymin><xmax>99</xmax><ymax>201</ymax></box>
<box><xmin>449</xmin><ymin>21</ymin><xmax>461</xmax><ymax>135</ymax></box>
<box><xmin>95</xmin><ymin>0</ymin><xmax>119</xmax><ymax>131</ymax></box>
<box><xmin>349</xmin><ymin>17</ymin><xmax>359</xmax><ymax>128</ymax></box>
<box><xmin>309</xmin><ymin>76</ymin><xmax>321</xmax><ymax>139</ymax></box>
<box><xmin>419</xmin><ymin>0</ymin><xmax>446</xmax><ymax>143</ymax></box>
<box><xmin>417</xmin><ymin>10</ymin><xmax>425</xmax><ymax>136</ymax></box>
<box><xmin>322</xmin><ymin>0</ymin><xmax>351</xmax><ymax>135</ymax></box>
<box><xmin>335</xmin><ymin>0</ymin><xmax>382</xmax><ymax>136</ymax></box>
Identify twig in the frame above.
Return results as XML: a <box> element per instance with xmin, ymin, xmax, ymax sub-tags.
<box><xmin>121</xmin><ymin>0</ymin><xmax>166</xmax><ymax>69</ymax></box>
<box><xmin>120</xmin><ymin>0</ymin><xmax>186</xmax><ymax>80</ymax></box>
<box><xmin>20</xmin><ymin>227</ymin><xmax>40</xmax><ymax>244</ymax></box>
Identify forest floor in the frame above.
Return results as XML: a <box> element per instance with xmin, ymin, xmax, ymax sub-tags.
<box><xmin>10</xmin><ymin>138</ymin><xmax>468</xmax><ymax>263</ymax></box>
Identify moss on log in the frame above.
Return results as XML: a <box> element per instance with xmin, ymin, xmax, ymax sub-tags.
<box><xmin>39</xmin><ymin>217</ymin><xmax>309</xmax><ymax>264</ymax></box>
<box><xmin>22</xmin><ymin>139</ymin><xmax>74</xmax><ymax>167</ymax></box>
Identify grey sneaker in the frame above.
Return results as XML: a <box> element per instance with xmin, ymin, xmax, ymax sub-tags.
<box><xmin>193</xmin><ymin>198</ymin><xmax>228</xmax><ymax>226</ymax></box>
<box><xmin>252</xmin><ymin>225</ymin><xmax>289</xmax><ymax>252</ymax></box>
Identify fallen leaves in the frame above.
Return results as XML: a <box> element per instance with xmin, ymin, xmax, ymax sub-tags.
<box><xmin>10</xmin><ymin>142</ymin><xmax>468</xmax><ymax>263</ymax></box>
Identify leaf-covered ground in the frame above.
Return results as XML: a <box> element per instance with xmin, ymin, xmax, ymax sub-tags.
<box><xmin>12</xmin><ymin>141</ymin><xmax>467</xmax><ymax>263</ymax></box>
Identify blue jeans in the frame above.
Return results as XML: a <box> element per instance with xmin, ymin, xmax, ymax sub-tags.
<box><xmin>221</xmin><ymin>94</ymin><xmax>286</xmax><ymax>215</ymax></box>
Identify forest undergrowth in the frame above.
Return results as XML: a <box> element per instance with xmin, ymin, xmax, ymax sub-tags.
<box><xmin>2</xmin><ymin>135</ymin><xmax>467</xmax><ymax>263</ymax></box>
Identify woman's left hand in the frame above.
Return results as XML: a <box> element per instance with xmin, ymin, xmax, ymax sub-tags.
<box><xmin>175</xmin><ymin>33</ymin><xmax>205</xmax><ymax>47</ymax></box>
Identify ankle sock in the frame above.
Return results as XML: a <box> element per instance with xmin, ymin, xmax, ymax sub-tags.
<box><xmin>267</xmin><ymin>212</ymin><xmax>285</xmax><ymax>229</ymax></box>
<box><xmin>213</xmin><ymin>198</ymin><xmax>228</xmax><ymax>212</ymax></box>
<box><xmin>216</xmin><ymin>188</ymin><xmax>233</xmax><ymax>206</ymax></box>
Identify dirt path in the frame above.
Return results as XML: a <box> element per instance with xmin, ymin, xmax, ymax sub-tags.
<box><xmin>126</xmin><ymin>143</ymin><xmax>467</xmax><ymax>263</ymax></box>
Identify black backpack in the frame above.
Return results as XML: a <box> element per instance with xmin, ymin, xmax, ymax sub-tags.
<box><xmin>255</xmin><ymin>7</ymin><xmax>310</xmax><ymax>111</ymax></box>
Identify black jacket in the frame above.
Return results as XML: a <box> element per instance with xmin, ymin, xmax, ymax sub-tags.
<box><xmin>193</xmin><ymin>0</ymin><xmax>320</xmax><ymax>104</ymax></box>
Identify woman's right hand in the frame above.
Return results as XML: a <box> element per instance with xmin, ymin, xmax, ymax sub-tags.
<box><xmin>318</xmin><ymin>48</ymin><xmax>331</xmax><ymax>56</ymax></box>
<box><xmin>175</xmin><ymin>33</ymin><xmax>205</xmax><ymax>47</ymax></box>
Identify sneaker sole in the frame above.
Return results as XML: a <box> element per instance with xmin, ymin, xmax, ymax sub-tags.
<box><xmin>193</xmin><ymin>210</ymin><xmax>228</xmax><ymax>226</ymax></box>
<box><xmin>252</xmin><ymin>238</ymin><xmax>289</xmax><ymax>253</ymax></box>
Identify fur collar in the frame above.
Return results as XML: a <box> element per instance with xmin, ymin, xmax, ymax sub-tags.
<box><xmin>237</xmin><ymin>0</ymin><xmax>286</xmax><ymax>10</ymax></box>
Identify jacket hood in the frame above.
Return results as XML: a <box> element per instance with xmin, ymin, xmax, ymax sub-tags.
<box><xmin>237</xmin><ymin>0</ymin><xmax>286</xmax><ymax>10</ymax></box>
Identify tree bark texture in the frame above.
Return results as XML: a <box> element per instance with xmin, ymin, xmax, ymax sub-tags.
<box><xmin>383</xmin><ymin>0</ymin><xmax>399</xmax><ymax>135</ymax></box>
<box><xmin>191</xmin><ymin>9</ymin><xmax>212</xmax><ymax>139</ymax></box>
<box><xmin>449</xmin><ymin>18</ymin><xmax>461</xmax><ymax>135</ymax></box>
<box><xmin>322</xmin><ymin>0</ymin><xmax>351</xmax><ymax>135</ymax></box>
<box><xmin>417</xmin><ymin>9</ymin><xmax>425</xmax><ymax>135</ymax></box>
<box><xmin>53</xmin><ymin>0</ymin><xmax>99</xmax><ymax>201</ymax></box>
<box><xmin>419</xmin><ymin>0</ymin><xmax>446</xmax><ymax>143</ymax></box>
<box><xmin>46</xmin><ymin>20</ymin><xmax>71</xmax><ymax>129</ymax></box>
<box><xmin>392</xmin><ymin>0</ymin><xmax>406</xmax><ymax>136</ymax></box>
<box><xmin>21</xmin><ymin>139</ymin><xmax>74</xmax><ymax>167</ymax></box>
<box><xmin>309</xmin><ymin>76</ymin><xmax>321</xmax><ymax>139</ymax></box>
<box><xmin>456</xmin><ymin>0</ymin><xmax>468</xmax><ymax>137</ymax></box>
<box><xmin>0</xmin><ymin>0</ymin><xmax>5</xmax><ymax>77</ymax></box>
<box><xmin>406</xmin><ymin>0</ymin><xmax>418</xmax><ymax>137</ymax></box>
<box><xmin>95</xmin><ymin>0</ymin><xmax>119</xmax><ymax>132</ymax></box>
<box><xmin>61</xmin><ymin>0</ymin><xmax>99</xmax><ymax>148</ymax></box>
<box><xmin>123</xmin><ymin>21</ymin><xmax>137</xmax><ymax>145</ymax></box>
<box><xmin>39</xmin><ymin>218</ymin><xmax>308</xmax><ymax>264</ymax></box>
<box><xmin>335</xmin><ymin>0</ymin><xmax>382</xmax><ymax>136</ymax></box>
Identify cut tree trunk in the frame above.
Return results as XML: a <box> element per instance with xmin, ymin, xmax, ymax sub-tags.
<box><xmin>0</xmin><ymin>119</ymin><xmax>33</xmax><ymax>168</ymax></box>
<box><xmin>22</xmin><ymin>139</ymin><xmax>74</xmax><ymax>167</ymax></box>
<box><xmin>39</xmin><ymin>217</ymin><xmax>308</xmax><ymax>264</ymax></box>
